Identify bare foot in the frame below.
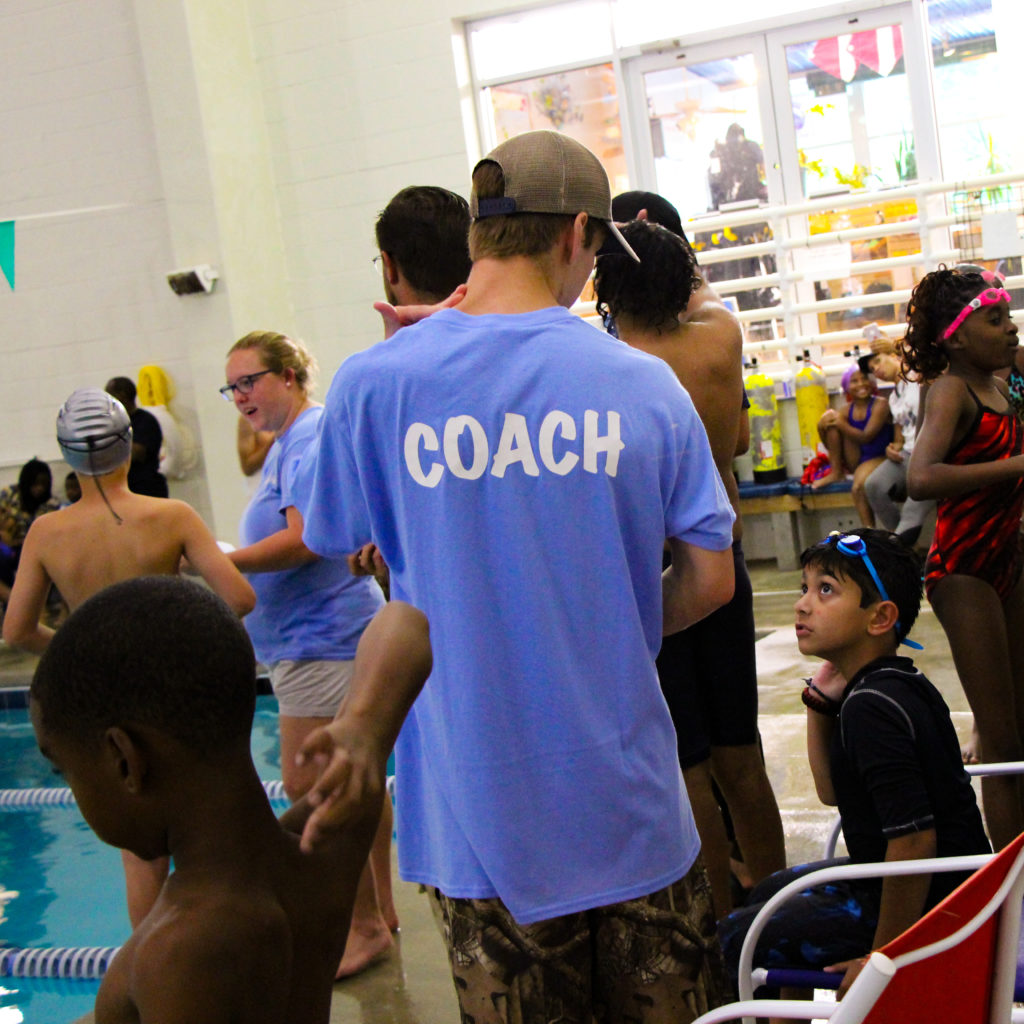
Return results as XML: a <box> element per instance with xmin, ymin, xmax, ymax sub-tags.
<box><xmin>811</xmin><ymin>471</ymin><xmax>843</xmax><ymax>490</ymax></box>
<box><xmin>335</xmin><ymin>922</ymin><xmax>394</xmax><ymax>980</ymax></box>
<box><xmin>962</xmin><ymin>721</ymin><xmax>981</xmax><ymax>765</ymax></box>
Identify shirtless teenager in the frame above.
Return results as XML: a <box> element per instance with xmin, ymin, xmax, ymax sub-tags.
<box><xmin>3</xmin><ymin>387</ymin><xmax>255</xmax><ymax>926</ymax></box>
<box><xmin>30</xmin><ymin>578</ymin><xmax>431</xmax><ymax>1024</ymax></box>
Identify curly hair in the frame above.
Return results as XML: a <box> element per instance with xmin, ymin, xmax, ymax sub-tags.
<box><xmin>594</xmin><ymin>220</ymin><xmax>701</xmax><ymax>331</ymax></box>
<box><xmin>901</xmin><ymin>265</ymin><xmax>990</xmax><ymax>382</ymax></box>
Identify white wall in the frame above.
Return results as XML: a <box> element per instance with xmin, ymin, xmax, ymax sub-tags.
<box><xmin>0</xmin><ymin>0</ymin><xmax>214</xmax><ymax>522</ymax></box>
<box><xmin>0</xmin><ymin>0</ymin><xmax>935</xmax><ymax>537</ymax></box>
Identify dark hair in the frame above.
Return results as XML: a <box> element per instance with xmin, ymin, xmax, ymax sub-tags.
<box><xmin>375</xmin><ymin>187</ymin><xmax>471</xmax><ymax>302</ymax></box>
<box><xmin>18</xmin><ymin>458</ymin><xmax>52</xmax><ymax>514</ymax></box>
<box><xmin>901</xmin><ymin>265</ymin><xmax>990</xmax><ymax>382</ymax></box>
<box><xmin>800</xmin><ymin>528</ymin><xmax>923</xmax><ymax>644</ymax></box>
<box><xmin>32</xmin><ymin>577</ymin><xmax>256</xmax><ymax>756</ymax></box>
<box><xmin>469</xmin><ymin>163</ymin><xmax>601</xmax><ymax>260</ymax></box>
<box><xmin>611</xmin><ymin>190</ymin><xmax>696</xmax><ymax>257</ymax></box>
<box><xmin>594</xmin><ymin>220</ymin><xmax>700</xmax><ymax>330</ymax></box>
<box><xmin>105</xmin><ymin>376</ymin><xmax>136</xmax><ymax>404</ymax></box>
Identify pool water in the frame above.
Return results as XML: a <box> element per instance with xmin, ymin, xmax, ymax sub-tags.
<box><xmin>0</xmin><ymin>694</ymin><xmax>283</xmax><ymax>1024</ymax></box>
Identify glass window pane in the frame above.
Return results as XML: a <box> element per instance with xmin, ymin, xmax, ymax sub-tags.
<box><xmin>642</xmin><ymin>56</ymin><xmax>780</xmax><ymax>341</ymax></box>
<box><xmin>926</xmin><ymin>0</ymin><xmax>1013</xmax><ymax>179</ymax></box>
<box><xmin>483</xmin><ymin>64</ymin><xmax>628</xmax><ymax>194</ymax></box>
<box><xmin>786</xmin><ymin>26</ymin><xmax>913</xmax><ymax>196</ymax></box>
<box><xmin>469</xmin><ymin>2</ymin><xmax>612</xmax><ymax>83</ymax></box>
<box><xmin>611</xmin><ymin>0</ymin><xmax>849</xmax><ymax>49</ymax></box>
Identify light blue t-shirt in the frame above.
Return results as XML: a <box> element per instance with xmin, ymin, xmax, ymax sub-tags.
<box><xmin>241</xmin><ymin>405</ymin><xmax>383</xmax><ymax>665</ymax></box>
<box><xmin>301</xmin><ymin>306</ymin><xmax>735</xmax><ymax>924</ymax></box>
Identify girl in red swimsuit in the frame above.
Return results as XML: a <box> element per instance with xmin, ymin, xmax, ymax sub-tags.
<box><xmin>903</xmin><ymin>266</ymin><xmax>1024</xmax><ymax>849</ymax></box>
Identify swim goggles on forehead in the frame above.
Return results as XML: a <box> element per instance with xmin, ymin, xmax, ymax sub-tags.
<box><xmin>823</xmin><ymin>532</ymin><xmax>923</xmax><ymax>650</ymax></box>
<box><xmin>943</xmin><ymin>272</ymin><xmax>1012</xmax><ymax>339</ymax></box>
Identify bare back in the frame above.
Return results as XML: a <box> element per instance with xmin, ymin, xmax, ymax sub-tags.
<box><xmin>96</xmin><ymin>797</ymin><xmax>371</xmax><ymax>1024</ymax></box>
<box><xmin>3</xmin><ymin>479</ymin><xmax>254</xmax><ymax>652</ymax></box>
<box><xmin>32</xmin><ymin>495</ymin><xmax>191</xmax><ymax>610</ymax></box>
<box><xmin>623</xmin><ymin>300</ymin><xmax>744</xmax><ymax>532</ymax></box>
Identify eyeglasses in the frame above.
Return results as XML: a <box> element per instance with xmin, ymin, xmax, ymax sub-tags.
<box><xmin>824</xmin><ymin>532</ymin><xmax>923</xmax><ymax>650</ymax></box>
<box><xmin>371</xmin><ymin>254</ymin><xmax>383</xmax><ymax>268</ymax></box>
<box><xmin>943</xmin><ymin>285</ymin><xmax>1012</xmax><ymax>339</ymax></box>
<box><xmin>219</xmin><ymin>370</ymin><xmax>274</xmax><ymax>400</ymax></box>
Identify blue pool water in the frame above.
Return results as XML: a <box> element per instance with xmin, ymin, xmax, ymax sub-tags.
<box><xmin>0</xmin><ymin>693</ymin><xmax>283</xmax><ymax>1023</ymax></box>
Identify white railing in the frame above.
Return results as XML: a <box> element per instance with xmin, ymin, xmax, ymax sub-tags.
<box><xmin>579</xmin><ymin>170</ymin><xmax>1024</xmax><ymax>384</ymax></box>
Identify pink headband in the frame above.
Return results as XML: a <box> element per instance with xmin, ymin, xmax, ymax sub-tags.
<box><xmin>943</xmin><ymin>270</ymin><xmax>1011</xmax><ymax>339</ymax></box>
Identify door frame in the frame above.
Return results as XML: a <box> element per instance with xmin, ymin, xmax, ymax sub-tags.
<box><xmin>620</xmin><ymin>1</ymin><xmax>940</xmax><ymax>213</ymax></box>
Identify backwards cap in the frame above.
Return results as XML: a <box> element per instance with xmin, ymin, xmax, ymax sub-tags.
<box><xmin>471</xmin><ymin>130</ymin><xmax>639</xmax><ymax>261</ymax></box>
<box><xmin>56</xmin><ymin>388</ymin><xmax>132</xmax><ymax>476</ymax></box>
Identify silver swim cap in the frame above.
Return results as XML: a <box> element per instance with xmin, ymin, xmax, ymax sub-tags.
<box><xmin>56</xmin><ymin>388</ymin><xmax>132</xmax><ymax>476</ymax></box>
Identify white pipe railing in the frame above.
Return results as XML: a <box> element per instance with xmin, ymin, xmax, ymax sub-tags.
<box><xmin>666</xmin><ymin>170</ymin><xmax>1024</xmax><ymax>376</ymax></box>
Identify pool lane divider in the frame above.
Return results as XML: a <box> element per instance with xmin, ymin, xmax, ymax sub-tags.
<box><xmin>0</xmin><ymin>944</ymin><xmax>120</xmax><ymax>980</ymax></box>
<box><xmin>0</xmin><ymin>779</ymin><xmax>289</xmax><ymax>809</ymax></box>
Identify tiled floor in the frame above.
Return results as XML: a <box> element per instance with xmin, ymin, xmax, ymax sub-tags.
<box><xmin>5</xmin><ymin>555</ymin><xmax>970</xmax><ymax>1024</ymax></box>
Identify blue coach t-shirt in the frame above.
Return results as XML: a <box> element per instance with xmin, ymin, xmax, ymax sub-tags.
<box><xmin>241</xmin><ymin>405</ymin><xmax>383</xmax><ymax>664</ymax></box>
<box><xmin>301</xmin><ymin>306</ymin><xmax>734</xmax><ymax>923</ymax></box>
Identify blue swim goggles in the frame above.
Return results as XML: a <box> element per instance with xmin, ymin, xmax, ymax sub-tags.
<box><xmin>830</xmin><ymin>532</ymin><xmax>923</xmax><ymax>650</ymax></box>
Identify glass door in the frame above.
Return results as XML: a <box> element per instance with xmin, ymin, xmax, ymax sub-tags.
<box><xmin>623</xmin><ymin>3</ymin><xmax>936</xmax><ymax>346</ymax></box>
<box><xmin>764</xmin><ymin>6</ymin><xmax>936</xmax><ymax>340</ymax></box>
<box><xmin>623</xmin><ymin>36</ymin><xmax>784</xmax><ymax>339</ymax></box>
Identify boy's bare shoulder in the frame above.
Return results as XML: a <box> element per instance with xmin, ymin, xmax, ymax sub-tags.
<box><xmin>109</xmin><ymin>888</ymin><xmax>291</xmax><ymax>1023</ymax></box>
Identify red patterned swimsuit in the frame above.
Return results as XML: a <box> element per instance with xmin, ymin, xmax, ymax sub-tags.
<box><xmin>925</xmin><ymin>385</ymin><xmax>1024</xmax><ymax>601</ymax></box>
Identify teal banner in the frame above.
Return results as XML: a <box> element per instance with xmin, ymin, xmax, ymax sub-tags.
<box><xmin>0</xmin><ymin>221</ymin><xmax>12</xmax><ymax>290</ymax></box>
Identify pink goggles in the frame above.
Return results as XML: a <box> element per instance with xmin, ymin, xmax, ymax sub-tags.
<box><xmin>943</xmin><ymin>271</ymin><xmax>1012</xmax><ymax>339</ymax></box>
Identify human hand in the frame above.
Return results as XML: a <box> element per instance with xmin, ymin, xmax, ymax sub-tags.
<box><xmin>885</xmin><ymin>443</ymin><xmax>904</xmax><ymax>463</ymax></box>
<box><xmin>347</xmin><ymin>542</ymin><xmax>388</xmax><ymax>581</ymax></box>
<box><xmin>825</xmin><ymin>955</ymin><xmax>868</xmax><ymax>998</ymax></box>
<box><xmin>810</xmin><ymin>660</ymin><xmax>847</xmax><ymax>703</ymax></box>
<box><xmin>870</xmin><ymin>336</ymin><xmax>896</xmax><ymax>356</ymax></box>
<box><xmin>294</xmin><ymin>719</ymin><xmax>386</xmax><ymax>854</ymax></box>
<box><xmin>374</xmin><ymin>284</ymin><xmax>467</xmax><ymax>340</ymax></box>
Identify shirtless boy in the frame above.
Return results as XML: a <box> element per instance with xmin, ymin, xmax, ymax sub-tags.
<box><xmin>3</xmin><ymin>387</ymin><xmax>254</xmax><ymax>654</ymax></box>
<box><xmin>3</xmin><ymin>386</ymin><xmax>255</xmax><ymax>925</ymax></box>
<box><xmin>30</xmin><ymin>578</ymin><xmax>431</xmax><ymax>1024</ymax></box>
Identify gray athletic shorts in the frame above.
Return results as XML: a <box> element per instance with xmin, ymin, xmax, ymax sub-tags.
<box><xmin>266</xmin><ymin>658</ymin><xmax>353</xmax><ymax>718</ymax></box>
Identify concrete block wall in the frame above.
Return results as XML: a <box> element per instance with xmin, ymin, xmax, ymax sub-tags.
<box><xmin>0</xmin><ymin>0</ymin><xmax>213</xmax><ymax>521</ymax></box>
<box><xmin>3</xmin><ymin>0</ymin><xmax>882</xmax><ymax>540</ymax></box>
<box><xmin>244</xmin><ymin>0</ymin><xmax>500</xmax><ymax>378</ymax></box>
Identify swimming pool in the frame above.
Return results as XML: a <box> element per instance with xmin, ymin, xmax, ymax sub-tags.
<box><xmin>0</xmin><ymin>691</ymin><xmax>284</xmax><ymax>1024</ymax></box>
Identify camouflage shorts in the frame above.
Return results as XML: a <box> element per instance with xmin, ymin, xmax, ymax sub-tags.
<box><xmin>428</xmin><ymin>857</ymin><xmax>726</xmax><ymax>1024</ymax></box>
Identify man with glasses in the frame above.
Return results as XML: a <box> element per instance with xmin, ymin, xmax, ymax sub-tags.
<box><xmin>374</xmin><ymin>185</ymin><xmax>471</xmax><ymax>307</ymax></box>
<box><xmin>299</xmin><ymin>131</ymin><xmax>736</xmax><ymax>1022</ymax></box>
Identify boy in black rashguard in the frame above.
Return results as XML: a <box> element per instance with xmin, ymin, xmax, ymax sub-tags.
<box><xmin>719</xmin><ymin>528</ymin><xmax>989</xmax><ymax>997</ymax></box>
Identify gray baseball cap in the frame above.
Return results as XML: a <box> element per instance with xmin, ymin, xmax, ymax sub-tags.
<box><xmin>471</xmin><ymin>131</ymin><xmax>639</xmax><ymax>261</ymax></box>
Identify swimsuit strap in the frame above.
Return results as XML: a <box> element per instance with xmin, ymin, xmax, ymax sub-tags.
<box><xmin>963</xmin><ymin>383</ymin><xmax>984</xmax><ymax>412</ymax></box>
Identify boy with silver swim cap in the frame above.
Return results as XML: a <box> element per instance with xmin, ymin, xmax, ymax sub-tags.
<box><xmin>4</xmin><ymin>385</ymin><xmax>255</xmax><ymax>931</ymax></box>
<box><xmin>56</xmin><ymin>387</ymin><xmax>133</xmax><ymax>477</ymax></box>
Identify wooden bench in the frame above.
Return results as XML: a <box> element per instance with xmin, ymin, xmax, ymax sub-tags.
<box><xmin>738</xmin><ymin>478</ymin><xmax>855</xmax><ymax>570</ymax></box>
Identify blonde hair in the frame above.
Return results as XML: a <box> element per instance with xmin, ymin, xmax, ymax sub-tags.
<box><xmin>227</xmin><ymin>331</ymin><xmax>318</xmax><ymax>396</ymax></box>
